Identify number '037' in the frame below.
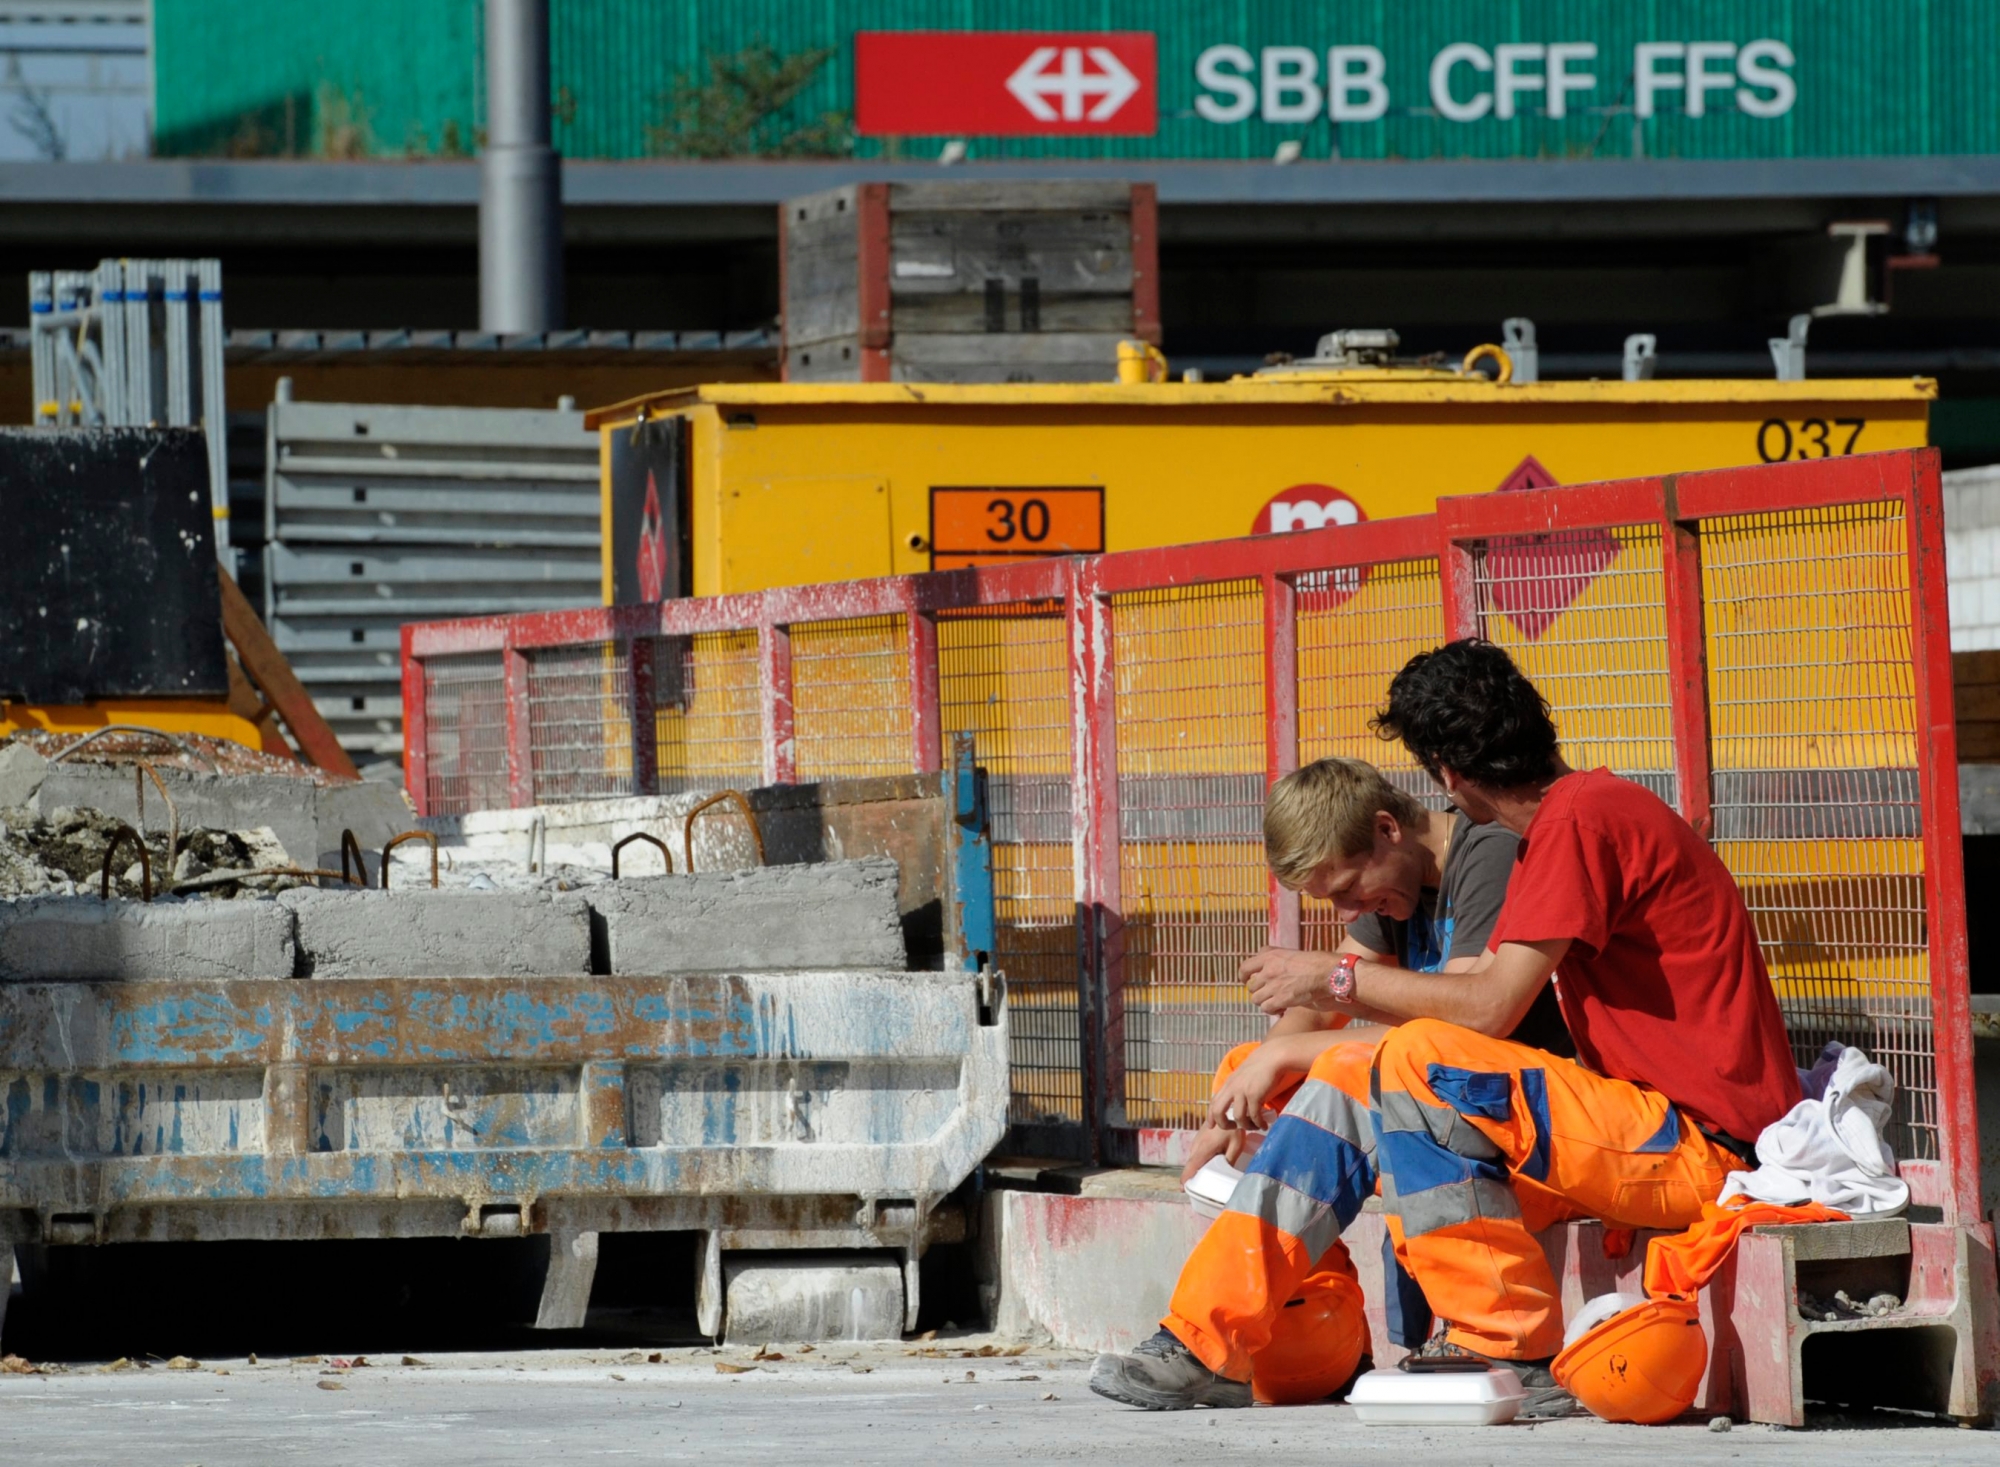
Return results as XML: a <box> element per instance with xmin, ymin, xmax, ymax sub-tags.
<box><xmin>1757</xmin><ymin>418</ymin><xmax>1865</xmax><ymax>462</ymax></box>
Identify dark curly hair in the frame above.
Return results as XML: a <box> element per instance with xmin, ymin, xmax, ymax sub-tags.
<box><xmin>1370</xmin><ymin>640</ymin><xmax>1561</xmax><ymax>788</ymax></box>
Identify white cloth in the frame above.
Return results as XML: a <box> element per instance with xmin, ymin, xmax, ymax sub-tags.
<box><xmin>1717</xmin><ymin>1045</ymin><xmax>1909</xmax><ymax>1218</ymax></box>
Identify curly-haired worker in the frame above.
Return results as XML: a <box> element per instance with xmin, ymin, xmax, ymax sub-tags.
<box><xmin>1090</xmin><ymin>639</ymin><xmax>1799</xmax><ymax>1416</ymax></box>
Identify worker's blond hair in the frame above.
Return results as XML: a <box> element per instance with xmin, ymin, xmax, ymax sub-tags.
<box><xmin>1264</xmin><ymin>757</ymin><xmax>1428</xmax><ymax>889</ymax></box>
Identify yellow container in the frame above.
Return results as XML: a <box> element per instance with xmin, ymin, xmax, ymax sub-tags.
<box><xmin>587</xmin><ymin>375</ymin><xmax>1932</xmax><ymax>599</ymax></box>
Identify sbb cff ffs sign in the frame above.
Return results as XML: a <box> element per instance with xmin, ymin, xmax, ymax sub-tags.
<box><xmin>855</xmin><ymin>32</ymin><xmax>1157</xmax><ymax>136</ymax></box>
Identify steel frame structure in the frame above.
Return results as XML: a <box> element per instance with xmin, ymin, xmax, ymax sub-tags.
<box><xmin>403</xmin><ymin>448</ymin><xmax>1979</xmax><ymax>1234</ymax></box>
<box><xmin>29</xmin><ymin>258</ymin><xmax>230</xmax><ymax>559</ymax></box>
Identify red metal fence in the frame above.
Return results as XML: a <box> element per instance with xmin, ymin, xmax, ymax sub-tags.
<box><xmin>402</xmin><ymin>449</ymin><xmax>1980</xmax><ymax>1229</ymax></box>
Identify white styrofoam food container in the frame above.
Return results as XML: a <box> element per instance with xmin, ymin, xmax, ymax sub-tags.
<box><xmin>1347</xmin><ymin>1367</ymin><xmax>1525</xmax><ymax>1425</ymax></box>
<box><xmin>1183</xmin><ymin>1157</ymin><xmax>1243</xmax><ymax>1221</ymax></box>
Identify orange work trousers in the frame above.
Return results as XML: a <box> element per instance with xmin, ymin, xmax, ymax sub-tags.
<box><xmin>1165</xmin><ymin>1040</ymin><xmax>1378</xmax><ymax>1382</ymax></box>
<box><xmin>1371</xmin><ymin>1019</ymin><xmax>1738</xmax><ymax>1359</ymax></box>
<box><xmin>1166</xmin><ymin>1020</ymin><xmax>1741</xmax><ymax>1377</ymax></box>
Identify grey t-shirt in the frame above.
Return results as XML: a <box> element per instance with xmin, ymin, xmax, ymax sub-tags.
<box><xmin>1345</xmin><ymin>812</ymin><xmax>1572</xmax><ymax>1057</ymax></box>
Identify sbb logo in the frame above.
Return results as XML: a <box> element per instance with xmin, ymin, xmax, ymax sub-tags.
<box><xmin>1252</xmin><ymin>485</ymin><xmax>1366</xmax><ymax>536</ymax></box>
<box><xmin>855</xmin><ymin>32</ymin><xmax>1158</xmax><ymax>137</ymax></box>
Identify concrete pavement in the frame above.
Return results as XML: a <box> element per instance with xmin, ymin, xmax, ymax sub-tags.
<box><xmin>0</xmin><ymin>1342</ymin><xmax>1987</xmax><ymax>1466</ymax></box>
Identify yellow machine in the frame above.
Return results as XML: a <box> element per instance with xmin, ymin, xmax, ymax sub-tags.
<box><xmin>587</xmin><ymin>340</ymin><xmax>1932</xmax><ymax>599</ymax></box>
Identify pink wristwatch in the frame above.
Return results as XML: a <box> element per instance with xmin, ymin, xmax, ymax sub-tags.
<box><xmin>1329</xmin><ymin>953</ymin><xmax>1360</xmax><ymax>1005</ymax></box>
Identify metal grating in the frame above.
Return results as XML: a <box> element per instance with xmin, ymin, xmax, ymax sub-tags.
<box><xmin>420</xmin><ymin>652</ymin><xmax>509</xmax><ymax>816</ymax></box>
<box><xmin>1699</xmin><ymin>502</ymin><xmax>1934</xmax><ymax>1162</ymax></box>
<box><xmin>940</xmin><ymin>603</ymin><xmax>1081</xmax><ymax>1128</ymax></box>
<box><xmin>652</xmin><ymin>630</ymin><xmax>764</xmax><ymax>794</ymax></box>
<box><xmin>1473</xmin><ymin>524</ymin><xmax>1677</xmax><ymax>806</ymax></box>
<box><xmin>526</xmin><ymin>641</ymin><xmax>637</xmax><ymax>803</ymax></box>
<box><xmin>1296</xmin><ymin>558</ymin><xmax>1449</xmax><ymax>955</ymax></box>
<box><xmin>792</xmin><ymin>615</ymin><xmax>913</xmax><ymax>780</ymax></box>
<box><xmin>1111</xmin><ymin>580</ymin><xmax>1267</xmax><ymax>1129</ymax></box>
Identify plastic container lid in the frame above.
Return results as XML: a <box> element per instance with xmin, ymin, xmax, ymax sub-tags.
<box><xmin>1347</xmin><ymin>1366</ymin><xmax>1525</xmax><ymax>1426</ymax></box>
<box><xmin>1183</xmin><ymin>1156</ymin><xmax>1243</xmax><ymax>1220</ymax></box>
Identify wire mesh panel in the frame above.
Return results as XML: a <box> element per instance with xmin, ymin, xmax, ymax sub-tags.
<box><xmin>1699</xmin><ymin>501</ymin><xmax>1934</xmax><ymax>1162</ymax></box>
<box><xmin>1112</xmin><ymin>580</ymin><xmax>1267</xmax><ymax>1129</ymax></box>
<box><xmin>792</xmin><ymin>614</ymin><xmax>913</xmax><ymax>779</ymax></box>
<box><xmin>1296</xmin><ymin>558</ymin><xmax>1448</xmax><ymax>953</ymax></box>
<box><xmin>939</xmin><ymin>603</ymin><xmax>1081</xmax><ymax>1128</ymax></box>
<box><xmin>652</xmin><ymin>630</ymin><xmax>763</xmax><ymax>793</ymax></box>
<box><xmin>526</xmin><ymin>641</ymin><xmax>636</xmax><ymax>803</ymax></box>
<box><xmin>1472</xmin><ymin>524</ymin><xmax>1677</xmax><ymax>806</ymax></box>
<box><xmin>420</xmin><ymin>652</ymin><xmax>509</xmax><ymax>816</ymax></box>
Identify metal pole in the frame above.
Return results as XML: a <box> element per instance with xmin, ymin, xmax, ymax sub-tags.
<box><xmin>479</xmin><ymin>0</ymin><xmax>562</xmax><ymax>332</ymax></box>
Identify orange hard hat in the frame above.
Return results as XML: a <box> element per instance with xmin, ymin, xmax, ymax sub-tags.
<box><xmin>1249</xmin><ymin>1275</ymin><xmax>1369</xmax><ymax>1406</ymax></box>
<box><xmin>1552</xmin><ymin>1295</ymin><xmax>1708</xmax><ymax>1425</ymax></box>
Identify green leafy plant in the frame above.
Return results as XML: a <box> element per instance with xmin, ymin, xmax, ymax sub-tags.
<box><xmin>647</xmin><ymin>42</ymin><xmax>851</xmax><ymax>159</ymax></box>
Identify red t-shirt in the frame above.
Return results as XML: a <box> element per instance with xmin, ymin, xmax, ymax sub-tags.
<box><xmin>1491</xmin><ymin>769</ymin><xmax>1801</xmax><ymax>1144</ymax></box>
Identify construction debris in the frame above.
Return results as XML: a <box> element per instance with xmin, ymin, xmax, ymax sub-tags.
<box><xmin>7</xmin><ymin>728</ymin><xmax>337</xmax><ymax>784</ymax></box>
<box><xmin>0</xmin><ymin>803</ymin><xmax>289</xmax><ymax>899</ymax></box>
<box><xmin>1797</xmin><ymin>1289</ymin><xmax>1902</xmax><ymax>1322</ymax></box>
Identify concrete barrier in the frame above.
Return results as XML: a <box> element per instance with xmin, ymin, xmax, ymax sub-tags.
<box><xmin>0</xmin><ymin>894</ymin><xmax>297</xmax><ymax>981</ymax></box>
<box><xmin>574</xmin><ymin>858</ymin><xmax>906</xmax><ymax>973</ymax></box>
<box><xmin>721</xmin><ymin>1252</ymin><xmax>907</xmax><ymax>1343</ymax></box>
<box><xmin>2</xmin><ymin>747</ymin><xmax>410</xmax><ymax>872</ymax></box>
<box><xmin>281</xmin><ymin>887</ymin><xmax>591</xmax><ymax>977</ymax></box>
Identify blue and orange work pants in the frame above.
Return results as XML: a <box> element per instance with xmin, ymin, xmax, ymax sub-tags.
<box><xmin>1167</xmin><ymin>1019</ymin><xmax>1740</xmax><ymax>1379</ymax></box>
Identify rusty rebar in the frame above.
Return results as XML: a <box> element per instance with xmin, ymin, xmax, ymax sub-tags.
<box><xmin>340</xmin><ymin>828</ymin><xmax>370</xmax><ymax>887</ymax></box>
<box><xmin>611</xmin><ymin>831</ymin><xmax>672</xmax><ymax>879</ymax></box>
<box><xmin>682</xmin><ymin>790</ymin><xmax>764</xmax><ymax>874</ymax></box>
<box><xmin>381</xmin><ymin>830</ymin><xmax>440</xmax><ymax>889</ymax></box>
<box><xmin>50</xmin><ymin>725</ymin><xmax>219</xmax><ymax>773</ymax></box>
<box><xmin>99</xmin><ymin>823</ymin><xmax>151</xmax><ymax>902</ymax></box>
<box><xmin>170</xmin><ymin>865</ymin><xmax>362</xmax><ymax>895</ymax></box>
<box><xmin>133</xmin><ymin>761</ymin><xmax>179</xmax><ymax>879</ymax></box>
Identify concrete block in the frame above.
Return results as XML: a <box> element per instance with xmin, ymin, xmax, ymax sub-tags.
<box><xmin>978</xmin><ymin>1185</ymin><xmax>1208</xmax><ymax>1353</ymax></box>
<box><xmin>574</xmin><ymin>858</ymin><xmax>906</xmax><ymax>974</ymax></box>
<box><xmin>311</xmin><ymin>779</ymin><xmax>413</xmax><ymax>873</ymax></box>
<box><xmin>280</xmin><ymin>887</ymin><xmax>590</xmax><ymax>977</ymax></box>
<box><xmin>0</xmin><ymin>744</ymin><xmax>49</xmax><ymax>809</ymax></box>
<box><xmin>721</xmin><ymin>1252</ymin><xmax>905</xmax><ymax>1343</ymax></box>
<box><xmin>977</xmin><ymin>1180</ymin><xmax>1406</xmax><ymax>1360</ymax></box>
<box><xmin>34</xmin><ymin>765</ymin><xmax>312</xmax><ymax>861</ymax></box>
<box><xmin>26</xmin><ymin>762</ymin><xmax>411</xmax><ymax>873</ymax></box>
<box><xmin>0</xmin><ymin>894</ymin><xmax>297</xmax><ymax>980</ymax></box>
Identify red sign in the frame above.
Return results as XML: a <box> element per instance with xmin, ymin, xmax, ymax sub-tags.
<box><xmin>1254</xmin><ymin>484</ymin><xmax>1370</xmax><ymax>607</ymax></box>
<box><xmin>855</xmin><ymin>32</ymin><xmax>1157</xmax><ymax>137</ymax></box>
<box><xmin>1483</xmin><ymin>455</ymin><xmax>1621</xmax><ymax>641</ymax></box>
<box><xmin>1250</xmin><ymin>483</ymin><xmax>1366</xmax><ymax>537</ymax></box>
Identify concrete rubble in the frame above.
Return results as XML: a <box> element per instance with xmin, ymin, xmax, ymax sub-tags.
<box><xmin>0</xmin><ymin>802</ymin><xmax>290</xmax><ymax>900</ymax></box>
<box><xmin>0</xmin><ymin>739</ymin><xmax>409</xmax><ymax>876</ymax></box>
<box><xmin>0</xmin><ymin>733</ymin><xmax>910</xmax><ymax>979</ymax></box>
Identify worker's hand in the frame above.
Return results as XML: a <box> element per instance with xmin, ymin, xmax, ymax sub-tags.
<box><xmin>1241</xmin><ymin>946</ymin><xmax>1342</xmax><ymax>1016</ymax></box>
<box><xmin>1207</xmin><ymin>1045</ymin><xmax>1286</xmax><ymax>1134</ymax></box>
<box><xmin>1179</xmin><ymin>1124</ymin><xmax>1251</xmax><ymax>1184</ymax></box>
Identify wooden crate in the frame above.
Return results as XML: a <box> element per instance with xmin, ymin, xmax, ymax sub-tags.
<box><xmin>779</xmin><ymin>180</ymin><xmax>1159</xmax><ymax>384</ymax></box>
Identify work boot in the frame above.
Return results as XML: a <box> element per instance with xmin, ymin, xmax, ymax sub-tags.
<box><xmin>1089</xmin><ymin>1328</ymin><xmax>1253</xmax><ymax>1410</ymax></box>
<box><xmin>1405</xmin><ymin>1333</ymin><xmax>1581</xmax><ymax>1420</ymax></box>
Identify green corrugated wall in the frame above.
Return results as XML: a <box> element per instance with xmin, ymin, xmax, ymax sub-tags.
<box><xmin>153</xmin><ymin>0</ymin><xmax>2000</xmax><ymax>161</ymax></box>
